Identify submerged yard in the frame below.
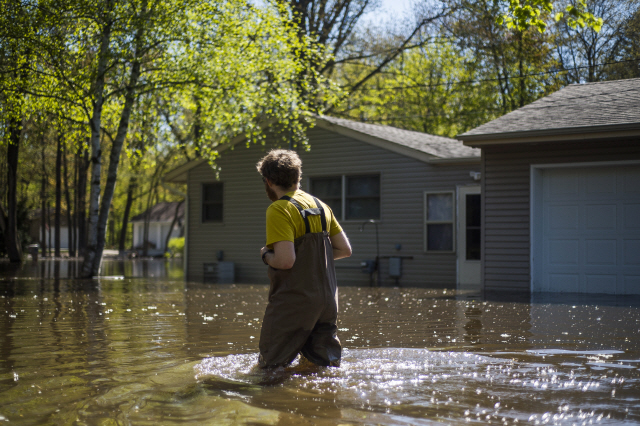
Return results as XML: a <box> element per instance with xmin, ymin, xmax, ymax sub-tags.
<box><xmin>0</xmin><ymin>259</ymin><xmax>639</xmax><ymax>425</ymax></box>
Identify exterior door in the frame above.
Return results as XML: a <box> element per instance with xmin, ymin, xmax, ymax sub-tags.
<box><xmin>457</xmin><ymin>185</ymin><xmax>482</xmax><ymax>288</ymax></box>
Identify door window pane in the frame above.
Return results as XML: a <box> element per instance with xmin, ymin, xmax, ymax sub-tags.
<box><xmin>466</xmin><ymin>194</ymin><xmax>481</xmax><ymax>260</ymax></box>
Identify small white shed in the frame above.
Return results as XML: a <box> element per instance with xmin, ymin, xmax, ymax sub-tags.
<box><xmin>130</xmin><ymin>202</ymin><xmax>184</xmax><ymax>256</ymax></box>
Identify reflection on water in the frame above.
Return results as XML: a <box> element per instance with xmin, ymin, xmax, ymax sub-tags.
<box><xmin>0</xmin><ymin>258</ymin><xmax>184</xmax><ymax>279</ymax></box>
<box><xmin>0</xmin><ymin>265</ymin><xmax>639</xmax><ymax>425</ymax></box>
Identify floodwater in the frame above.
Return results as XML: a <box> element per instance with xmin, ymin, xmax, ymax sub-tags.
<box><xmin>1</xmin><ymin>260</ymin><xmax>639</xmax><ymax>425</ymax></box>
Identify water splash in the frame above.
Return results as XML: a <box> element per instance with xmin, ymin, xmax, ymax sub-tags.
<box><xmin>195</xmin><ymin>348</ymin><xmax>639</xmax><ymax>424</ymax></box>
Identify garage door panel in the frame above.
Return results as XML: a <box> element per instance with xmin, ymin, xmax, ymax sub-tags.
<box><xmin>549</xmin><ymin>274</ymin><xmax>580</xmax><ymax>292</ymax></box>
<box><xmin>586</xmin><ymin>239</ymin><xmax>617</xmax><ymax>265</ymax></box>
<box><xmin>547</xmin><ymin>171</ymin><xmax>580</xmax><ymax>199</ymax></box>
<box><xmin>536</xmin><ymin>164</ymin><xmax>640</xmax><ymax>295</ymax></box>
<box><xmin>623</xmin><ymin>276</ymin><xmax>640</xmax><ymax>294</ymax></box>
<box><xmin>548</xmin><ymin>205</ymin><xmax>579</xmax><ymax>230</ymax></box>
<box><xmin>623</xmin><ymin>240</ymin><xmax>640</xmax><ymax>265</ymax></box>
<box><xmin>586</xmin><ymin>204</ymin><xmax>617</xmax><ymax>230</ymax></box>
<box><xmin>586</xmin><ymin>274</ymin><xmax>617</xmax><ymax>294</ymax></box>
<box><xmin>623</xmin><ymin>168</ymin><xmax>640</xmax><ymax>194</ymax></box>
<box><xmin>624</xmin><ymin>204</ymin><xmax>640</xmax><ymax>229</ymax></box>
<box><xmin>548</xmin><ymin>239</ymin><xmax>580</xmax><ymax>265</ymax></box>
<box><xmin>586</xmin><ymin>171</ymin><xmax>617</xmax><ymax>196</ymax></box>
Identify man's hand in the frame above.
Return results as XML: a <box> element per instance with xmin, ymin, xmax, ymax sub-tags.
<box><xmin>260</xmin><ymin>242</ymin><xmax>296</xmax><ymax>269</ymax></box>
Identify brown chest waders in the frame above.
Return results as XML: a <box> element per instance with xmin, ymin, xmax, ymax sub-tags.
<box><xmin>258</xmin><ymin>195</ymin><xmax>341</xmax><ymax>368</ymax></box>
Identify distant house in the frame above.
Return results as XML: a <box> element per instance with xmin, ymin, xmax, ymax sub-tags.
<box><xmin>458</xmin><ymin>78</ymin><xmax>640</xmax><ymax>295</ymax></box>
<box><xmin>28</xmin><ymin>209</ymin><xmax>77</xmax><ymax>250</ymax></box>
<box><xmin>130</xmin><ymin>201</ymin><xmax>184</xmax><ymax>256</ymax></box>
<box><xmin>164</xmin><ymin>115</ymin><xmax>483</xmax><ymax>286</ymax></box>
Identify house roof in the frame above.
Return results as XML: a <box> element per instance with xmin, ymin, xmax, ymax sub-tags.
<box><xmin>163</xmin><ymin>116</ymin><xmax>480</xmax><ymax>182</ymax></box>
<box><xmin>314</xmin><ymin>116</ymin><xmax>480</xmax><ymax>161</ymax></box>
<box><xmin>130</xmin><ymin>202</ymin><xmax>185</xmax><ymax>223</ymax></box>
<box><xmin>459</xmin><ymin>78</ymin><xmax>640</xmax><ymax>145</ymax></box>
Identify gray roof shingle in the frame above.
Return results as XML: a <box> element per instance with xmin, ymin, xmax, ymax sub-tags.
<box><xmin>318</xmin><ymin>116</ymin><xmax>480</xmax><ymax>159</ymax></box>
<box><xmin>459</xmin><ymin>78</ymin><xmax>640</xmax><ymax>138</ymax></box>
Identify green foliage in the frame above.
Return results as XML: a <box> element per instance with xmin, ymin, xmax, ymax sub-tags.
<box><xmin>498</xmin><ymin>0</ymin><xmax>602</xmax><ymax>32</ymax></box>
<box><xmin>335</xmin><ymin>41</ymin><xmax>499</xmax><ymax>137</ymax></box>
<box><xmin>167</xmin><ymin>237</ymin><xmax>184</xmax><ymax>257</ymax></box>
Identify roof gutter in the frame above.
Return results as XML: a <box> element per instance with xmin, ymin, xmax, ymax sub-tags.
<box><xmin>460</xmin><ymin>122</ymin><xmax>640</xmax><ymax>146</ymax></box>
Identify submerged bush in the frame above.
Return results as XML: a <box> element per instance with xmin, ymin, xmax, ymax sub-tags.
<box><xmin>167</xmin><ymin>237</ymin><xmax>185</xmax><ymax>257</ymax></box>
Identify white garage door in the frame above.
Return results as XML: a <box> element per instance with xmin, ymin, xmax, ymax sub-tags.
<box><xmin>534</xmin><ymin>164</ymin><xmax>640</xmax><ymax>294</ymax></box>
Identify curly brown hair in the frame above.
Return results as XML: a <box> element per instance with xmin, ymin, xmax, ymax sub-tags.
<box><xmin>256</xmin><ymin>149</ymin><xmax>302</xmax><ymax>189</ymax></box>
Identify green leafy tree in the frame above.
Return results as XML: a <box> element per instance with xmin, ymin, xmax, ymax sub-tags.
<box><xmin>553</xmin><ymin>0</ymin><xmax>638</xmax><ymax>83</ymax></box>
<box><xmin>335</xmin><ymin>41</ymin><xmax>498</xmax><ymax>137</ymax></box>
<box><xmin>24</xmin><ymin>0</ymin><xmax>338</xmax><ymax>276</ymax></box>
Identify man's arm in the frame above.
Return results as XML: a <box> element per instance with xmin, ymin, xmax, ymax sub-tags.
<box><xmin>260</xmin><ymin>241</ymin><xmax>296</xmax><ymax>269</ymax></box>
<box><xmin>330</xmin><ymin>231</ymin><xmax>352</xmax><ymax>260</ymax></box>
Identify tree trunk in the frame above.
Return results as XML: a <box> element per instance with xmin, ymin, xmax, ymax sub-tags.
<box><xmin>118</xmin><ymin>176</ymin><xmax>136</xmax><ymax>254</ymax></box>
<box><xmin>164</xmin><ymin>200</ymin><xmax>183</xmax><ymax>254</ymax></box>
<box><xmin>63</xmin><ymin>143</ymin><xmax>74</xmax><ymax>257</ymax></box>
<box><xmin>82</xmin><ymin>18</ymin><xmax>145</xmax><ymax>277</ymax></box>
<box><xmin>41</xmin><ymin>142</ymin><xmax>47</xmax><ymax>258</ymax></box>
<box><xmin>47</xmin><ymin>202</ymin><xmax>52</xmax><ymax>257</ymax></box>
<box><xmin>143</xmin><ymin>189</ymin><xmax>156</xmax><ymax>257</ymax></box>
<box><xmin>77</xmin><ymin>146</ymin><xmax>89</xmax><ymax>257</ymax></box>
<box><xmin>79</xmin><ymin>19</ymin><xmax>113</xmax><ymax>277</ymax></box>
<box><xmin>55</xmin><ymin>134</ymin><xmax>62</xmax><ymax>257</ymax></box>
<box><xmin>4</xmin><ymin>113</ymin><xmax>23</xmax><ymax>262</ymax></box>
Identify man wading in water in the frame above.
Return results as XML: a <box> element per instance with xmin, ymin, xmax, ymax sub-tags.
<box><xmin>257</xmin><ymin>149</ymin><xmax>352</xmax><ymax>368</ymax></box>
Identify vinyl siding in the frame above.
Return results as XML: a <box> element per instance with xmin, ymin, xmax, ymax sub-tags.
<box><xmin>186</xmin><ymin>127</ymin><xmax>481</xmax><ymax>287</ymax></box>
<box><xmin>481</xmin><ymin>138</ymin><xmax>640</xmax><ymax>292</ymax></box>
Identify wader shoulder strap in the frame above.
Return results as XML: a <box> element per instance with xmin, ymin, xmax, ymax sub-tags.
<box><xmin>312</xmin><ymin>196</ymin><xmax>327</xmax><ymax>232</ymax></box>
<box><xmin>280</xmin><ymin>195</ymin><xmax>327</xmax><ymax>234</ymax></box>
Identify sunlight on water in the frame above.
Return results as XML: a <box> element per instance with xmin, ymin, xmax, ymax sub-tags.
<box><xmin>195</xmin><ymin>348</ymin><xmax>639</xmax><ymax>425</ymax></box>
<box><xmin>1</xmin><ymin>264</ymin><xmax>639</xmax><ymax>425</ymax></box>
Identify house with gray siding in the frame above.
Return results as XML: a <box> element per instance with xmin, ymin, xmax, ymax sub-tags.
<box><xmin>458</xmin><ymin>78</ymin><xmax>640</xmax><ymax>295</ymax></box>
<box><xmin>164</xmin><ymin>116</ymin><xmax>482</xmax><ymax>287</ymax></box>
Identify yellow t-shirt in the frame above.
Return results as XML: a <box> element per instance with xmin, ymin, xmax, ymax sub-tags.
<box><xmin>266</xmin><ymin>190</ymin><xmax>343</xmax><ymax>248</ymax></box>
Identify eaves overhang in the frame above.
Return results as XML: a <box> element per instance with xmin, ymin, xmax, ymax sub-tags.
<box><xmin>459</xmin><ymin>122</ymin><xmax>640</xmax><ymax>147</ymax></box>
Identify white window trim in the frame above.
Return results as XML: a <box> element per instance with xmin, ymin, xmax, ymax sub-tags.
<box><xmin>424</xmin><ymin>190</ymin><xmax>456</xmax><ymax>253</ymax></box>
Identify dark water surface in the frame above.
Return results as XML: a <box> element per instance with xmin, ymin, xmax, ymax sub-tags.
<box><xmin>1</xmin><ymin>260</ymin><xmax>639</xmax><ymax>425</ymax></box>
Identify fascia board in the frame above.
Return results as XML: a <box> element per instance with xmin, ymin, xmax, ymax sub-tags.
<box><xmin>427</xmin><ymin>157</ymin><xmax>481</xmax><ymax>165</ymax></box>
<box><xmin>460</xmin><ymin>123</ymin><xmax>640</xmax><ymax>147</ymax></box>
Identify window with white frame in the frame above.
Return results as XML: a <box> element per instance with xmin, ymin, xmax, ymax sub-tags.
<box><xmin>424</xmin><ymin>191</ymin><xmax>454</xmax><ymax>252</ymax></box>
<box><xmin>309</xmin><ymin>175</ymin><xmax>380</xmax><ymax>220</ymax></box>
